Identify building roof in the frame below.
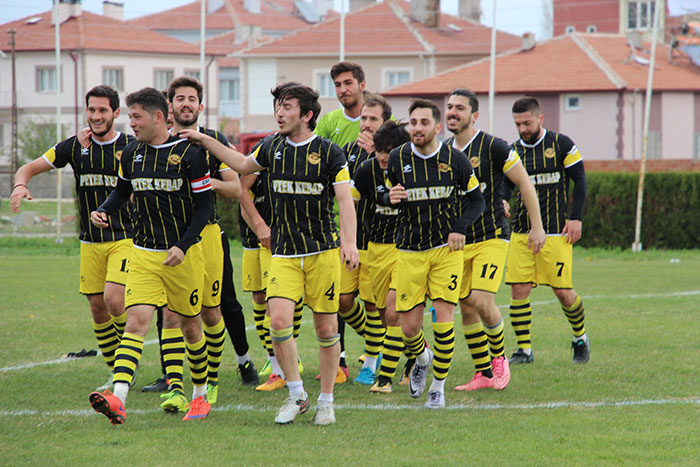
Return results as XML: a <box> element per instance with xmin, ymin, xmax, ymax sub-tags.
<box><xmin>128</xmin><ymin>0</ymin><xmax>328</xmax><ymax>33</ymax></box>
<box><xmin>383</xmin><ymin>33</ymin><xmax>700</xmax><ymax>96</ymax></box>
<box><xmin>1</xmin><ymin>10</ymin><xmax>200</xmax><ymax>54</ymax></box>
<box><xmin>205</xmin><ymin>29</ymin><xmax>271</xmax><ymax>56</ymax></box>
<box><xmin>237</xmin><ymin>0</ymin><xmax>522</xmax><ymax>57</ymax></box>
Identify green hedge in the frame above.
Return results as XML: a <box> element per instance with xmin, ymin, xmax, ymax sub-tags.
<box><xmin>581</xmin><ymin>172</ymin><xmax>700</xmax><ymax>250</ymax></box>
<box><xmin>217</xmin><ymin>198</ymin><xmax>241</xmax><ymax>240</ymax></box>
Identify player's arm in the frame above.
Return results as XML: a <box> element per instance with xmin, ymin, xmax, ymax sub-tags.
<box><xmin>451</xmin><ymin>159</ymin><xmax>485</xmax><ymax>250</ymax></box>
<box><xmin>239</xmin><ymin>173</ymin><xmax>271</xmax><ymax>249</ymax></box>
<box><xmin>335</xmin><ymin>179</ymin><xmax>359</xmax><ymax>272</ymax></box>
<box><xmin>211</xmin><ymin>167</ymin><xmax>241</xmax><ymax>199</ymax></box>
<box><xmin>563</xmin><ymin>160</ymin><xmax>586</xmax><ymax>245</ymax></box>
<box><xmin>178</xmin><ymin>129</ymin><xmax>259</xmax><ymax>175</ymax></box>
<box><xmin>91</xmin><ymin>177</ymin><xmax>132</xmax><ymax>229</ymax></box>
<box><xmin>383</xmin><ymin>150</ymin><xmax>406</xmax><ymax>206</ymax></box>
<box><xmin>9</xmin><ymin>157</ymin><xmax>54</xmax><ymax>213</ymax></box>
<box><xmin>505</xmin><ymin>159</ymin><xmax>545</xmax><ymax>254</ymax></box>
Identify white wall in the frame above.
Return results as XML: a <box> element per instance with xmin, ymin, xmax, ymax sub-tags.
<box><xmin>661</xmin><ymin>92</ymin><xmax>694</xmax><ymax>159</ymax></box>
<box><xmin>558</xmin><ymin>92</ymin><xmax>617</xmax><ymax>160</ymax></box>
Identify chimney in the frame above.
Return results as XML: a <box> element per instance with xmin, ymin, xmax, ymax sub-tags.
<box><xmin>411</xmin><ymin>0</ymin><xmax>440</xmax><ymax>28</ymax></box>
<box><xmin>209</xmin><ymin>0</ymin><xmax>225</xmax><ymax>14</ymax></box>
<box><xmin>349</xmin><ymin>0</ymin><xmax>373</xmax><ymax>12</ymax></box>
<box><xmin>52</xmin><ymin>0</ymin><xmax>82</xmax><ymax>25</ymax></box>
<box><xmin>522</xmin><ymin>32</ymin><xmax>535</xmax><ymax>50</ymax></box>
<box><xmin>103</xmin><ymin>1</ymin><xmax>124</xmax><ymax>21</ymax></box>
<box><xmin>458</xmin><ymin>0</ymin><xmax>480</xmax><ymax>22</ymax></box>
<box><xmin>244</xmin><ymin>0</ymin><xmax>261</xmax><ymax>14</ymax></box>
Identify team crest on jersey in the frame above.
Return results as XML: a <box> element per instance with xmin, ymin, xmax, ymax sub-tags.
<box><xmin>115</xmin><ymin>150</ymin><xmax>123</xmax><ymax>161</ymax></box>
<box><xmin>469</xmin><ymin>156</ymin><xmax>480</xmax><ymax>169</ymax></box>
<box><xmin>168</xmin><ymin>154</ymin><xmax>182</xmax><ymax>165</ymax></box>
<box><xmin>308</xmin><ymin>152</ymin><xmax>321</xmax><ymax>165</ymax></box>
<box><xmin>544</xmin><ymin>147</ymin><xmax>556</xmax><ymax>159</ymax></box>
<box><xmin>81</xmin><ymin>147</ymin><xmax>89</xmax><ymax>155</ymax></box>
<box><xmin>438</xmin><ymin>162</ymin><xmax>452</xmax><ymax>173</ymax></box>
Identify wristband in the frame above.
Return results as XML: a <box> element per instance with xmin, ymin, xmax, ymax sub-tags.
<box><xmin>12</xmin><ymin>183</ymin><xmax>27</xmax><ymax>191</ymax></box>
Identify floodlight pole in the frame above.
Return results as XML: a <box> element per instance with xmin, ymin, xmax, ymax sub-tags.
<box><xmin>200</xmin><ymin>0</ymin><xmax>206</xmax><ymax>111</ymax></box>
<box><xmin>488</xmin><ymin>0</ymin><xmax>497</xmax><ymax>134</ymax></box>
<box><xmin>339</xmin><ymin>0</ymin><xmax>345</xmax><ymax>61</ymax></box>
<box><xmin>54</xmin><ymin>0</ymin><xmax>63</xmax><ymax>243</ymax></box>
<box><xmin>632</xmin><ymin>0</ymin><xmax>661</xmax><ymax>252</ymax></box>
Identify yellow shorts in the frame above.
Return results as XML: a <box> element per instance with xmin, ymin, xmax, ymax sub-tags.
<box><xmin>505</xmin><ymin>233</ymin><xmax>573</xmax><ymax>289</ymax></box>
<box><xmin>460</xmin><ymin>238</ymin><xmax>509</xmax><ymax>298</ymax></box>
<box><xmin>124</xmin><ymin>243</ymin><xmax>205</xmax><ymax>317</ymax></box>
<box><xmin>242</xmin><ymin>246</ymin><xmax>272</xmax><ymax>292</ymax></box>
<box><xmin>267</xmin><ymin>249</ymin><xmax>341</xmax><ymax>314</ymax></box>
<box><xmin>79</xmin><ymin>238</ymin><xmax>133</xmax><ymax>295</ymax></box>
<box><xmin>394</xmin><ymin>246</ymin><xmax>462</xmax><ymax>312</ymax></box>
<box><xmin>201</xmin><ymin>224</ymin><xmax>224</xmax><ymax>308</ymax></box>
<box><xmin>367</xmin><ymin>242</ymin><xmax>398</xmax><ymax>310</ymax></box>
<box><xmin>340</xmin><ymin>249</ymin><xmax>373</xmax><ymax>302</ymax></box>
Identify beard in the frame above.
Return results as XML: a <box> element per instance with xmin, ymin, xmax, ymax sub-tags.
<box><xmin>88</xmin><ymin>119</ymin><xmax>113</xmax><ymax>138</ymax></box>
<box><xmin>174</xmin><ymin>109</ymin><xmax>199</xmax><ymax>127</ymax></box>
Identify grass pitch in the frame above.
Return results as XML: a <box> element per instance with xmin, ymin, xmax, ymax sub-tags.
<box><xmin>1</xmin><ymin>239</ymin><xmax>700</xmax><ymax>465</ymax></box>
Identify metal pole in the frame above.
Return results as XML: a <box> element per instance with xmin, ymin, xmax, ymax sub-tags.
<box><xmin>55</xmin><ymin>0</ymin><xmax>63</xmax><ymax>243</ymax></box>
<box><xmin>339</xmin><ymin>0</ymin><xmax>345</xmax><ymax>61</ymax></box>
<box><xmin>9</xmin><ymin>29</ymin><xmax>17</xmax><ymax>188</ymax></box>
<box><xmin>200</xmin><ymin>0</ymin><xmax>206</xmax><ymax>126</ymax></box>
<box><xmin>632</xmin><ymin>0</ymin><xmax>661</xmax><ymax>252</ymax></box>
<box><xmin>488</xmin><ymin>0</ymin><xmax>497</xmax><ymax>134</ymax></box>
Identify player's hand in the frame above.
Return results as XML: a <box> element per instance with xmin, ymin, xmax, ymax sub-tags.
<box><xmin>562</xmin><ymin>219</ymin><xmax>582</xmax><ymax>245</ymax></box>
<box><xmin>255</xmin><ymin>222</ymin><xmax>271</xmax><ymax>249</ymax></box>
<box><xmin>340</xmin><ymin>243</ymin><xmax>359</xmax><ymax>272</ymax></box>
<box><xmin>447</xmin><ymin>232</ymin><xmax>465</xmax><ymax>252</ymax></box>
<box><xmin>163</xmin><ymin>246</ymin><xmax>185</xmax><ymax>266</ymax></box>
<box><xmin>389</xmin><ymin>184</ymin><xmax>407</xmax><ymax>205</ymax></box>
<box><xmin>90</xmin><ymin>210</ymin><xmax>110</xmax><ymax>228</ymax></box>
<box><xmin>527</xmin><ymin>226</ymin><xmax>546</xmax><ymax>254</ymax></box>
<box><xmin>357</xmin><ymin>131</ymin><xmax>375</xmax><ymax>154</ymax></box>
<box><xmin>502</xmin><ymin>199</ymin><xmax>511</xmax><ymax>218</ymax></box>
<box><xmin>177</xmin><ymin>129</ymin><xmax>203</xmax><ymax>143</ymax></box>
<box><xmin>77</xmin><ymin>127</ymin><xmax>92</xmax><ymax>149</ymax></box>
<box><xmin>9</xmin><ymin>185</ymin><xmax>32</xmax><ymax>213</ymax></box>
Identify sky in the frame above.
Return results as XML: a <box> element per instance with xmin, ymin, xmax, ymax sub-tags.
<box><xmin>0</xmin><ymin>0</ymin><xmax>549</xmax><ymax>39</ymax></box>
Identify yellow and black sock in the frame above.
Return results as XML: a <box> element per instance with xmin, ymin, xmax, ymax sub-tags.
<box><xmin>463</xmin><ymin>321</ymin><xmax>492</xmax><ymax>376</ymax></box>
<box><xmin>293</xmin><ymin>298</ymin><xmax>304</xmax><ymax>340</ymax></box>
<box><xmin>204</xmin><ymin>318</ymin><xmax>226</xmax><ymax>385</ymax></box>
<box><xmin>112</xmin><ymin>313</ymin><xmax>127</xmax><ymax>341</ymax></box>
<box><xmin>263</xmin><ymin>315</ymin><xmax>274</xmax><ymax>356</ymax></box>
<box><xmin>378</xmin><ymin>325</ymin><xmax>404</xmax><ymax>380</ymax></box>
<box><xmin>510</xmin><ymin>298</ymin><xmax>532</xmax><ymax>350</ymax></box>
<box><xmin>162</xmin><ymin>327</ymin><xmax>185</xmax><ymax>392</ymax></box>
<box><xmin>364</xmin><ymin>308</ymin><xmax>385</xmax><ymax>359</ymax></box>
<box><xmin>252</xmin><ymin>301</ymin><xmax>268</xmax><ymax>351</ymax></box>
<box><xmin>403</xmin><ymin>329</ymin><xmax>426</xmax><ymax>360</ymax></box>
<box><xmin>339</xmin><ymin>298</ymin><xmax>366</xmax><ymax>337</ymax></box>
<box><xmin>432</xmin><ymin>321</ymin><xmax>455</xmax><ymax>381</ymax></box>
<box><xmin>93</xmin><ymin>319</ymin><xmax>118</xmax><ymax>369</ymax></box>
<box><xmin>562</xmin><ymin>294</ymin><xmax>586</xmax><ymax>338</ymax></box>
<box><xmin>484</xmin><ymin>318</ymin><xmax>505</xmax><ymax>359</ymax></box>
<box><xmin>113</xmin><ymin>332</ymin><xmax>143</xmax><ymax>386</ymax></box>
<box><xmin>186</xmin><ymin>335</ymin><xmax>208</xmax><ymax>387</ymax></box>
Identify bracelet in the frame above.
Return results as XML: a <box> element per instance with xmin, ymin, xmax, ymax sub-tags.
<box><xmin>12</xmin><ymin>183</ymin><xmax>27</xmax><ymax>191</ymax></box>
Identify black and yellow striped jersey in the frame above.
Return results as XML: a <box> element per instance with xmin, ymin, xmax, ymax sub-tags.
<box><xmin>446</xmin><ymin>130</ymin><xmax>520</xmax><ymax>244</ymax></box>
<box><xmin>351</xmin><ymin>157</ymin><xmax>400</xmax><ymax>244</ymax></box>
<box><xmin>239</xmin><ymin>134</ymin><xmax>275</xmax><ymax>249</ymax></box>
<box><xmin>42</xmin><ymin>132</ymin><xmax>134</xmax><ymax>243</ymax></box>
<box><xmin>343</xmin><ymin>140</ymin><xmax>373</xmax><ymax>250</ymax></box>
<box><xmin>386</xmin><ymin>142</ymin><xmax>480</xmax><ymax>251</ymax></box>
<box><xmin>510</xmin><ymin>130</ymin><xmax>583</xmax><ymax>234</ymax></box>
<box><xmin>252</xmin><ymin>133</ymin><xmax>350</xmax><ymax>257</ymax></box>
<box><xmin>118</xmin><ymin>135</ymin><xmax>211</xmax><ymax>250</ymax></box>
<box><xmin>197</xmin><ymin>126</ymin><xmax>231</xmax><ymax>225</ymax></box>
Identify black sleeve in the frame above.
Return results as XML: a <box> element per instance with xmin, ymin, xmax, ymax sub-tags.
<box><xmin>566</xmin><ymin>161</ymin><xmax>586</xmax><ymax>221</ymax></box>
<box><xmin>502</xmin><ymin>176</ymin><xmax>515</xmax><ymax>201</ymax></box>
<box><xmin>379</xmin><ymin>149</ymin><xmax>400</xmax><ymax>207</ymax></box>
<box><xmin>96</xmin><ymin>177</ymin><xmax>132</xmax><ymax>214</ymax></box>
<box><xmin>452</xmin><ymin>186</ymin><xmax>485</xmax><ymax>234</ymax></box>
<box><xmin>174</xmin><ymin>190</ymin><xmax>213</xmax><ymax>253</ymax></box>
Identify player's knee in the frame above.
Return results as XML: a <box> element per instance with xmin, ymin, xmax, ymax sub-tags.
<box><xmin>553</xmin><ymin>288</ymin><xmax>576</xmax><ymax>307</ymax></box>
<box><xmin>201</xmin><ymin>306</ymin><xmax>221</xmax><ymax>326</ymax></box>
<box><xmin>511</xmin><ymin>284</ymin><xmax>531</xmax><ymax>300</ymax></box>
<box><xmin>252</xmin><ymin>291</ymin><xmax>266</xmax><ymax>305</ymax></box>
<box><xmin>338</xmin><ymin>293</ymin><xmax>355</xmax><ymax>312</ymax></box>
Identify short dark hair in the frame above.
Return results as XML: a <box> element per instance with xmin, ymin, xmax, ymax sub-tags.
<box><xmin>126</xmin><ymin>87</ymin><xmax>169</xmax><ymax>120</ymax></box>
<box><xmin>373</xmin><ymin>120</ymin><xmax>410</xmax><ymax>154</ymax></box>
<box><xmin>85</xmin><ymin>85</ymin><xmax>119</xmax><ymax>111</ymax></box>
<box><xmin>362</xmin><ymin>93</ymin><xmax>392</xmax><ymax>122</ymax></box>
<box><xmin>167</xmin><ymin>76</ymin><xmax>203</xmax><ymax>103</ymax></box>
<box><xmin>277</xmin><ymin>83</ymin><xmax>322</xmax><ymax>130</ymax></box>
<box><xmin>330</xmin><ymin>61</ymin><xmax>365</xmax><ymax>83</ymax></box>
<box><xmin>450</xmin><ymin>89</ymin><xmax>479</xmax><ymax>112</ymax></box>
<box><xmin>409</xmin><ymin>98</ymin><xmax>440</xmax><ymax>123</ymax></box>
<box><xmin>512</xmin><ymin>96</ymin><xmax>541</xmax><ymax>114</ymax></box>
<box><xmin>271</xmin><ymin>81</ymin><xmax>302</xmax><ymax>106</ymax></box>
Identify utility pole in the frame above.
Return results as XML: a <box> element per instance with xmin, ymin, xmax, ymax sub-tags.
<box><xmin>9</xmin><ymin>29</ymin><xmax>17</xmax><ymax>187</ymax></box>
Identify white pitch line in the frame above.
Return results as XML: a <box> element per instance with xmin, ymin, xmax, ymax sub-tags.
<box><xmin>2</xmin><ymin>397</ymin><xmax>700</xmax><ymax>418</ymax></box>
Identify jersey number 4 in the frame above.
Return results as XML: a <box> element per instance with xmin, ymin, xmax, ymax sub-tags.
<box><xmin>325</xmin><ymin>283</ymin><xmax>336</xmax><ymax>300</ymax></box>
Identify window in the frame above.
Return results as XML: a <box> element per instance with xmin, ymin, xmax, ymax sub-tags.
<box><xmin>36</xmin><ymin>67</ymin><xmax>58</xmax><ymax>93</ymax></box>
<box><xmin>185</xmin><ymin>70</ymin><xmax>201</xmax><ymax>81</ymax></box>
<box><xmin>220</xmin><ymin>78</ymin><xmax>240</xmax><ymax>102</ymax></box>
<box><xmin>154</xmin><ymin>69</ymin><xmax>174</xmax><ymax>91</ymax></box>
<box><xmin>316</xmin><ymin>72</ymin><xmax>334</xmax><ymax>98</ymax></box>
<box><xmin>565</xmin><ymin>25</ymin><xmax>576</xmax><ymax>34</ymax></box>
<box><xmin>586</xmin><ymin>25</ymin><xmax>597</xmax><ymax>33</ymax></box>
<box><xmin>565</xmin><ymin>94</ymin><xmax>581</xmax><ymax>111</ymax></box>
<box><xmin>385</xmin><ymin>70</ymin><xmax>411</xmax><ymax>89</ymax></box>
<box><xmin>103</xmin><ymin>67</ymin><xmax>123</xmax><ymax>91</ymax></box>
<box><xmin>628</xmin><ymin>1</ymin><xmax>655</xmax><ymax>30</ymax></box>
